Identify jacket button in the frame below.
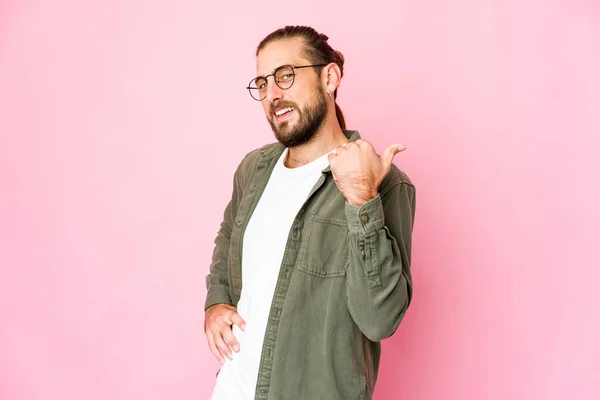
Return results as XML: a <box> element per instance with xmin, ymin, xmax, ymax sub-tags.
<box><xmin>360</xmin><ymin>215</ymin><xmax>369</xmax><ymax>223</ymax></box>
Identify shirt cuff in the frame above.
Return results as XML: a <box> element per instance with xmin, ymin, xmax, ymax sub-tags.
<box><xmin>204</xmin><ymin>289</ymin><xmax>232</xmax><ymax>311</ymax></box>
<box><xmin>345</xmin><ymin>194</ymin><xmax>385</xmax><ymax>236</ymax></box>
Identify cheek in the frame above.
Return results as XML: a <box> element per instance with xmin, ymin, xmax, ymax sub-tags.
<box><xmin>262</xmin><ymin>103</ymin><xmax>271</xmax><ymax>117</ymax></box>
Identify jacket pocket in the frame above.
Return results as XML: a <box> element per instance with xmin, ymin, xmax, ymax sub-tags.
<box><xmin>297</xmin><ymin>214</ymin><xmax>349</xmax><ymax>278</ymax></box>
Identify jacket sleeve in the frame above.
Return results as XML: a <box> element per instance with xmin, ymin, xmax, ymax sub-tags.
<box><xmin>344</xmin><ymin>178</ymin><xmax>416</xmax><ymax>341</ymax></box>
<box><xmin>204</xmin><ymin>161</ymin><xmax>245</xmax><ymax>310</ymax></box>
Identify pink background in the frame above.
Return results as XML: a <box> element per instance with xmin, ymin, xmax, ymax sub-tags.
<box><xmin>1</xmin><ymin>0</ymin><xmax>599</xmax><ymax>399</ymax></box>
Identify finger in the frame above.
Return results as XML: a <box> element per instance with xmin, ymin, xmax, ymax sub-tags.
<box><xmin>230</xmin><ymin>312</ymin><xmax>246</xmax><ymax>332</ymax></box>
<box><xmin>206</xmin><ymin>331</ymin><xmax>225</xmax><ymax>364</ymax></box>
<box><xmin>353</xmin><ymin>139</ymin><xmax>372</xmax><ymax>150</ymax></box>
<box><xmin>380</xmin><ymin>144</ymin><xmax>406</xmax><ymax>169</ymax></box>
<box><xmin>335</xmin><ymin>145</ymin><xmax>348</xmax><ymax>155</ymax></box>
<box><xmin>213</xmin><ymin>330</ymin><xmax>233</xmax><ymax>361</ymax></box>
<box><xmin>345</xmin><ymin>141</ymin><xmax>358</xmax><ymax>150</ymax></box>
<box><xmin>222</xmin><ymin>327</ymin><xmax>241</xmax><ymax>353</ymax></box>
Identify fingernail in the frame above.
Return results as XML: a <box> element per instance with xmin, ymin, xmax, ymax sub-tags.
<box><xmin>241</xmin><ymin>324</ymin><xmax>246</xmax><ymax>331</ymax></box>
<box><xmin>234</xmin><ymin>345</ymin><xmax>239</xmax><ymax>352</ymax></box>
<box><xmin>397</xmin><ymin>145</ymin><xmax>406</xmax><ymax>151</ymax></box>
<box><xmin>227</xmin><ymin>354</ymin><xmax>232</xmax><ymax>360</ymax></box>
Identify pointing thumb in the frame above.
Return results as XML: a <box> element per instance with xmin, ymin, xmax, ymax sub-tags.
<box><xmin>381</xmin><ymin>144</ymin><xmax>406</xmax><ymax>168</ymax></box>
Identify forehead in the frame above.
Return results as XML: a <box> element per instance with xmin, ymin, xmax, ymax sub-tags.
<box><xmin>256</xmin><ymin>38</ymin><xmax>309</xmax><ymax>76</ymax></box>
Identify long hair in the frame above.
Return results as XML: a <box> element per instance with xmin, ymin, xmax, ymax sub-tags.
<box><xmin>256</xmin><ymin>26</ymin><xmax>346</xmax><ymax>130</ymax></box>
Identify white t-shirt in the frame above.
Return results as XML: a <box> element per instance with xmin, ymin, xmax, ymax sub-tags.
<box><xmin>211</xmin><ymin>148</ymin><xmax>331</xmax><ymax>400</ymax></box>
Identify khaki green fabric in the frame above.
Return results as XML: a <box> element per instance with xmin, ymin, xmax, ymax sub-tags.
<box><xmin>205</xmin><ymin>130</ymin><xmax>415</xmax><ymax>399</ymax></box>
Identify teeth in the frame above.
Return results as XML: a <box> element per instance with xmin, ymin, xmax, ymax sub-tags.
<box><xmin>275</xmin><ymin>107</ymin><xmax>294</xmax><ymax>116</ymax></box>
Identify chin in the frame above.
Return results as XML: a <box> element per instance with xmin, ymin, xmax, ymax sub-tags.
<box><xmin>273</xmin><ymin>121</ymin><xmax>293</xmax><ymax>137</ymax></box>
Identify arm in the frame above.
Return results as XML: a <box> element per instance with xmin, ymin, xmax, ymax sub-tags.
<box><xmin>344</xmin><ymin>180</ymin><xmax>415</xmax><ymax>342</ymax></box>
<box><xmin>204</xmin><ymin>194</ymin><xmax>236</xmax><ymax>310</ymax></box>
<box><xmin>204</xmin><ymin>158</ymin><xmax>248</xmax><ymax>362</ymax></box>
<box><xmin>204</xmin><ymin>153</ymin><xmax>249</xmax><ymax>309</ymax></box>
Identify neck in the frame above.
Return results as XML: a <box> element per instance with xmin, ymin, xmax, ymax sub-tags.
<box><xmin>284</xmin><ymin>111</ymin><xmax>347</xmax><ymax>168</ymax></box>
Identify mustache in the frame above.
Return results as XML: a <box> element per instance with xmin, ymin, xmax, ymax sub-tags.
<box><xmin>270</xmin><ymin>101</ymin><xmax>298</xmax><ymax>115</ymax></box>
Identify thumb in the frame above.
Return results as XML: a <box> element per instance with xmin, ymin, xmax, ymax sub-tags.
<box><xmin>380</xmin><ymin>144</ymin><xmax>406</xmax><ymax>169</ymax></box>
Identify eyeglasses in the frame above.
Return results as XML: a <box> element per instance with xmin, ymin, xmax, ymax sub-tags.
<box><xmin>246</xmin><ymin>64</ymin><xmax>326</xmax><ymax>101</ymax></box>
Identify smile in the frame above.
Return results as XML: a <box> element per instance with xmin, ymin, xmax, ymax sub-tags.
<box><xmin>273</xmin><ymin>107</ymin><xmax>295</xmax><ymax>120</ymax></box>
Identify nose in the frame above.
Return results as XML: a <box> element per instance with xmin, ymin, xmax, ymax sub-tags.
<box><xmin>264</xmin><ymin>78</ymin><xmax>283</xmax><ymax>103</ymax></box>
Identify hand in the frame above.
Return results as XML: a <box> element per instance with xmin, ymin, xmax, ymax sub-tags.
<box><xmin>328</xmin><ymin>140</ymin><xmax>406</xmax><ymax>206</ymax></box>
<box><xmin>204</xmin><ymin>303</ymin><xmax>246</xmax><ymax>364</ymax></box>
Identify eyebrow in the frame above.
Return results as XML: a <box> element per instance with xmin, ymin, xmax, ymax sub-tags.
<box><xmin>254</xmin><ymin>63</ymin><xmax>295</xmax><ymax>80</ymax></box>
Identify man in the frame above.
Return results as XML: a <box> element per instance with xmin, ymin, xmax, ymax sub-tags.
<box><xmin>205</xmin><ymin>26</ymin><xmax>416</xmax><ymax>400</ymax></box>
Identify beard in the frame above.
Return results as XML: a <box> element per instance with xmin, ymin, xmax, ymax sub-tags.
<box><xmin>267</xmin><ymin>85</ymin><xmax>328</xmax><ymax>148</ymax></box>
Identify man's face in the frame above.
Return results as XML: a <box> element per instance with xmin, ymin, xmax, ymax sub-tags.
<box><xmin>256</xmin><ymin>38</ymin><xmax>328</xmax><ymax>148</ymax></box>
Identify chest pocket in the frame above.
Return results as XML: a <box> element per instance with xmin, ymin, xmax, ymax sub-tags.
<box><xmin>296</xmin><ymin>214</ymin><xmax>349</xmax><ymax>278</ymax></box>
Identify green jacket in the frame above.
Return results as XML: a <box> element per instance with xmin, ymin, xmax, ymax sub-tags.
<box><xmin>205</xmin><ymin>130</ymin><xmax>416</xmax><ymax>399</ymax></box>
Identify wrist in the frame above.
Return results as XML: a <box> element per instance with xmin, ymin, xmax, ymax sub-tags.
<box><xmin>345</xmin><ymin>189</ymin><xmax>378</xmax><ymax>206</ymax></box>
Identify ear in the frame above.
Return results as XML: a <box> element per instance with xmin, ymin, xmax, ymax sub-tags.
<box><xmin>322</xmin><ymin>63</ymin><xmax>342</xmax><ymax>95</ymax></box>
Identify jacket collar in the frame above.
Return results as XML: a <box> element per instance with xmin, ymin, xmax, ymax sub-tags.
<box><xmin>259</xmin><ymin>130</ymin><xmax>362</xmax><ymax>166</ymax></box>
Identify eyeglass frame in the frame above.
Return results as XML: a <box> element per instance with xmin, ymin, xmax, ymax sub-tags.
<box><xmin>246</xmin><ymin>64</ymin><xmax>327</xmax><ymax>101</ymax></box>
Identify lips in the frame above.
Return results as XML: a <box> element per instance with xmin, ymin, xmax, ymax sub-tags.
<box><xmin>273</xmin><ymin>106</ymin><xmax>295</xmax><ymax>121</ymax></box>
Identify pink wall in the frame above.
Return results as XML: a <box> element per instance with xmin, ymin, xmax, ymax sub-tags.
<box><xmin>1</xmin><ymin>1</ymin><xmax>599</xmax><ymax>399</ymax></box>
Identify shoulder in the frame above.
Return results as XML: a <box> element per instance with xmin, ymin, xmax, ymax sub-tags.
<box><xmin>387</xmin><ymin>164</ymin><xmax>413</xmax><ymax>186</ymax></box>
<box><xmin>380</xmin><ymin>163</ymin><xmax>415</xmax><ymax>197</ymax></box>
<box><xmin>379</xmin><ymin>165</ymin><xmax>416</xmax><ymax>222</ymax></box>
<box><xmin>233</xmin><ymin>141</ymin><xmax>284</xmax><ymax>179</ymax></box>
